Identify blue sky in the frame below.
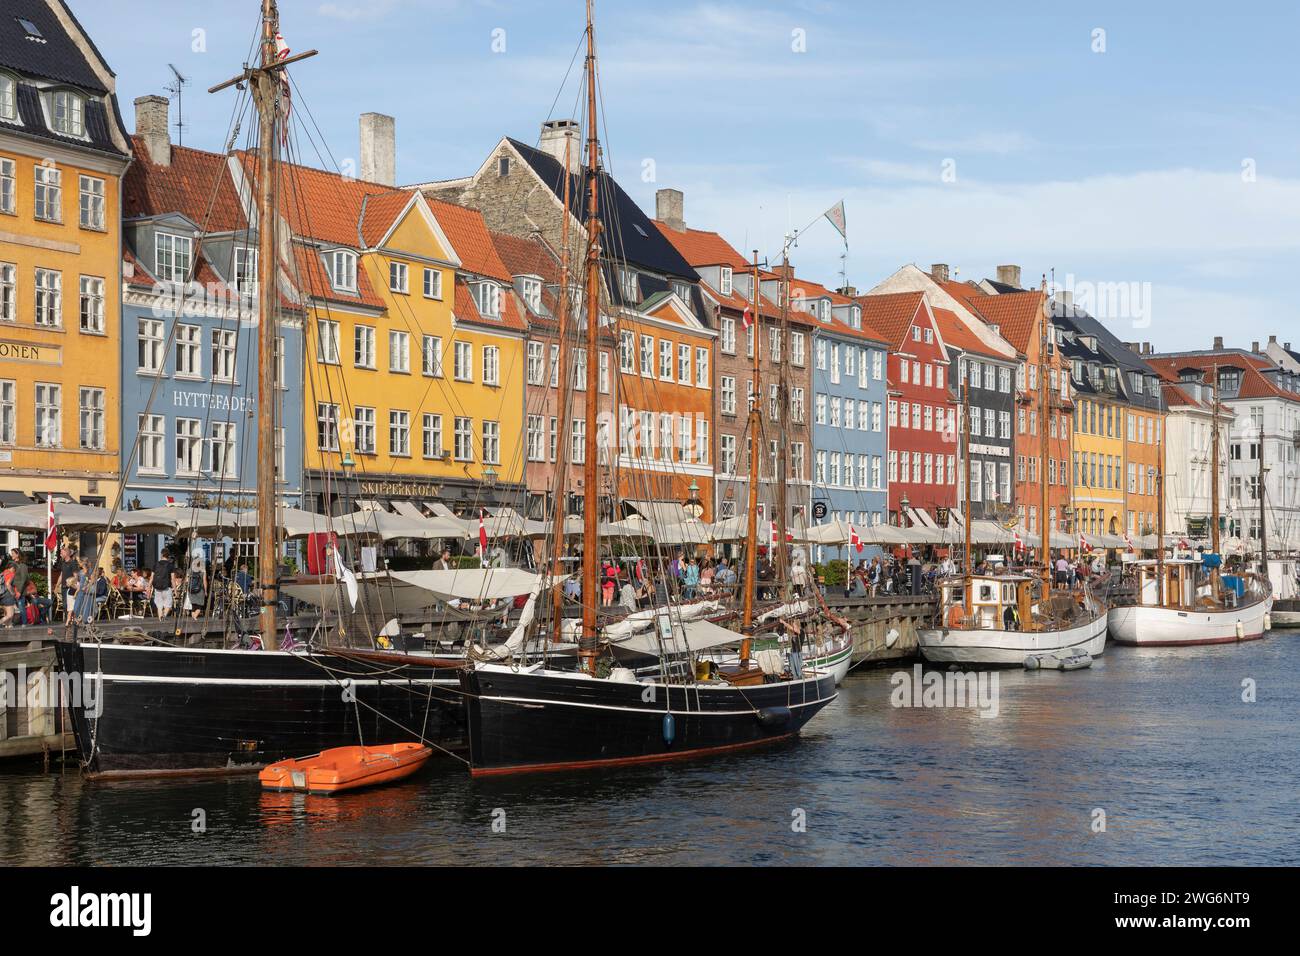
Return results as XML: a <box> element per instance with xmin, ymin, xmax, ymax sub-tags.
<box><xmin>76</xmin><ymin>0</ymin><xmax>1300</xmax><ymax>351</ymax></box>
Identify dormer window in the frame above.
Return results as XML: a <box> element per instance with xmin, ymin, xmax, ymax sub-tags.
<box><xmin>619</xmin><ymin>267</ymin><xmax>639</xmax><ymax>302</ymax></box>
<box><xmin>517</xmin><ymin>276</ymin><xmax>541</xmax><ymax>313</ymax></box>
<box><xmin>155</xmin><ymin>232</ymin><xmax>193</xmax><ymax>283</ymax></box>
<box><xmin>1131</xmin><ymin>371</ymin><xmax>1144</xmax><ymax>395</ymax></box>
<box><xmin>327</xmin><ymin>249</ymin><xmax>357</xmax><ymax>292</ymax></box>
<box><xmin>49</xmin><ymin>90</ymin><xmax>85</xmax><ymax>138</ymax></box>
<box><xmin>0</xmin><ymin>74</ymin><xmax>16</xmax><ymax>122</ymax></box>
<box><xmin>671</xmin><ymin>280</ymin><xmax>691</xmax><ymax>303</ymax></box>
<box><xmin>851</xmin><ymin>305</ymin><xmax>861</xmax><ymax>329</ymax></box>
<box><xmin>473</xmin><ymin>280</ymin><xmax>501</xmax><ymax>318</ymax></box>
<box><xmin>720</xmin><ymin>267</ymin><xmax>733</xmax><ymax>296</ymax></box>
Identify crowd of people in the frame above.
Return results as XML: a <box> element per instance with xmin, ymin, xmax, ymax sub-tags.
<box><xmin>0</xmin><ymin>542</ymin><xmax>258</xmax><ymax>628</ymax></box>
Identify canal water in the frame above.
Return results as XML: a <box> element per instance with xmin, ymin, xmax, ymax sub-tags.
<box><xmin>2</xmin><ymin>636</ymin><xmax>1298</xmax><ymax>866</ymax></box>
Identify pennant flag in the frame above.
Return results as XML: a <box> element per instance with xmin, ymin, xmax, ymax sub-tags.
<box><xmin>850</xmin><ymin>524</ymin><xmax>862</xmax><ymax>553</ymax></box>
<box><xmin>165</xmin><ymin>495</ymin><xmax>176</xmax><ymax>505</ymax></box>
<box><xmin>275</xmin><ymin>32</ymin><xmax>293</xmax><ymax>146</ymax></box>
<box><xmin>45</xmin><ymin>495</ymin><xmax>58</xmax><ymax>553</ymax></box>
<box><xmin>478</xmin><ymin>508</ymin><xmax>489</xmax><ymax>567</ymax></box>
<box><xmin>1079</xmin><ymin>532</ymin><xmax>1092</xmax><ymax>553</ymax></box>
<box><xmin>770</xmin><ymin>520</ymin><xmax>778</xmax><ymax>548</ymax></box>
<box><xmin>741</xmin><ymin>304</ymin><xmax>753</xmax><ymax>330</ymax></box>
<box><xmin>823</xmin><ymin>200</ymin><xmax>847</xmax><ymax>240</ymax></box>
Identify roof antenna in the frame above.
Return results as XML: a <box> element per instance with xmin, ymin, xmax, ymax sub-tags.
<box><xmin>166</xmin><ymin>64</ymin><xmax>188</xmax><ymax>146</ymax></box>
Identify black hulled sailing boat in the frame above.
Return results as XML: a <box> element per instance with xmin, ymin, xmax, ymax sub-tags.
<box><xmin>457</xmin><ymin>0</ymin><xmax>836</xmax><ymax>776</ymax></box>
<box><xmin>55</xmin><ymin>0</ymin><xmax>464</xmax><ymax>779</ymax></box>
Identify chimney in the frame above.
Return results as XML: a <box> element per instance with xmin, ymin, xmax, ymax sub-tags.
<box><xmin>1287</xmin><ymin>342</ymin><xmax>1293</xmax><ymax>351</ymax></box>
<box><xmin>539</xmin><ymin>119</ymin><xmax>581</xmax><ymax>175</ymax></box>
<box><xmin>1126</xmin><ymin>342</ymin><xmax>1141</xmax><ymax>355</ymax></box>
<box><xmin>359</xmin><ymin>112</ymin><xmax>396</xmax><ymax>186</ymax></box>
<box><xmin>996</xmin><ymin>264</ymin><xmax>1021</xmax><ymax>288</ymax></box>
<box><xmin>837</xmin><ymin>285</ymin><xmax>858</xmax><ymax>297</ymax></box>
<box><xmin>1252</xmin><ymin>341</ymin><xmax>1260</xmax><ymax>354</ymax></box>
<box><xmin>1269</xmin><ymin>335</ymin><xmax>1277</xmax><ymax>344</ymax></box>
<box><xmin>1143</xmin><ymin>342</ymin><xmax>1152</xmax><ymax>355</ymax></box>
<box><xmin>134</xmin><ymin>95</ymin><xmax>171</xmax><ymax>167</ymax></box>
<box><xmin>656</xmin><ymin>188</ymin><xmax>685</xmax><ymax>231</ymax></box>
<box><xmin>930</xmin><ymin>263</ymin><xmax>950</xmax><ymax>283</ymax></box>
<box><xmin>1057</xmin><ymin>290</ymin><xmax>1074</xmax><ymax>308</ymax></box>
<box><xmin>1213</xmin><ymin>336</ymin><xmax>1224</xmax><ymax>350</ymax></box>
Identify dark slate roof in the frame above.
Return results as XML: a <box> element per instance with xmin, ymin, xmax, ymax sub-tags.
<box><xmin>508</xmin><ymin>137</ymin><xmax>698</xmax><ymax>282</ymax></box>
<box><xmin>0</xmin><ymin>81</ymin><xmax>126</xmax><ymax>157</ymax></box>
<box><xmin>983</xmin><ymin>278</ymin><xmax>1022</xmax><ymax>294</ymax></box>
<box><xmin>1052</xmin><ymin>302</ymin><xmax>1165</xmax><ymax>412</ymax></box>
<box><xmin>0</xmin><ymin>1</ymin><xmax>108</xmax><ymax>93</ymax></box>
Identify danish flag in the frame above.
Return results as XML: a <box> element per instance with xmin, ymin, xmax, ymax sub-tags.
<box><xmin>849</xmin><ymin>524</ymin><xmax>862</xmax><ymax>552</ymax></box>
<box><xmin>742</xmin><ymin>305</ymin><xmax>753</xmax><ymax>330</ymax></box>
<box><xmin>1123</xmin><ymin>530</ymin><xmax>1134</xmax><ymax>553</ymax></box>
<box><xmin>770</xmin><ymin>520</ymin><xmax>778</xmax><ymax>547</ymax></box>
<box><xmin>44</xmin><ymin>495</ymin><xmax>57</xmax><ymax>553</ymax></box>
<box><xmin>1013</xmin><ymin>528</ymin><xmax>1025</xmax><ymax>552</ymax></box>
<box><xmin>478</xmin><ymin>508</ymin><xmax>489</xmax><ymax>566</ymax></box>
<box><xmin>1079</xmin><ymin>532</ymin><xmax>1092</xmax><ymax>553</ymax></box>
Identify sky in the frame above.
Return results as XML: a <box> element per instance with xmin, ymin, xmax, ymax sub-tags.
<box><xmin>73</xmin><ymin>0</ymin><xmax>1300</xmax><ymax>352</ymax></box>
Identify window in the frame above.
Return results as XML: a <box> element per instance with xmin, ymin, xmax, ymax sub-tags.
<box><xmin>599</xmin><ymin>350</ymin><xmax>610</xmax><ymax>393</ymax></box>
<box><xmin>78</xmin><ymin>175</ymin><xmax>105</xmax><ymax>229</ymax></box>
<box><xmin>454</xmin><ymin>417</ymin><xmax>473</xmax><ymax>461</ymax></box>
<box><xmin>176</xmin><ymin>324</ymin><xmax>201</xmax><ymax>376</ymax></box>
<box><xmin>389</xmin><ymin>410</ymin><xmax>410</xmax><ymax>456</ymax></box>
<box><xmin>422</xmin><ymin>413</ymin><xmax>444</xmax><ymax>459</ymax></box>
<box><xmin>422</xmin><ymin>335</ymin><xmax>443</xmax><ymax>377</ymax></box>
<box><xmin>660</xmin><ymin>339</ymin><xmax>674</xmax><ymax>380</ymax></box>
<box><xmin>816</xmin><ymin>450</ymin><xmax>828</xmax><ymax>484</ymax></box>
<box><xmin>769</xmin><ymin>328</ymin><xmax>782</xmax><ymax>363</ymax></box>
<box><xmin>790</xmin><ymin>332</ymin><xmax>805</xmax><ymax>367</ymax></box>
<box><xmin>720</xmin><ymin>434</ymin><xmax>737</xmax><ymax>474</ymax></box>
<box><xmin>34</xmin><ymin>268</ymin><xmax>61</xmax><ymax>326</ymax></box>
<box><xmin>478</xmin><ymin>419</ymin><xmax>499</xmax><ymax>465</ymax></box>
<box><xmin>697</xmin><ymin>418</ymin><xmax>710</xmax><ymax>465</ymax></box>
<box><xmin>155</xmin><ymin>232</ymin><xmax>192</xmax><ymax>283</ymax></box>
<box><xmin>721</xmin><ymin>376</ymin><xmax>737</xmax><ymax>415</ymax></box>
<box><xmin>317</xmin><ymin>403</ymin><xmax>340</xmax><ymax>450</ymax></box>
<box><xmin>792</xmin><ymin>387</ymin><xmax>805</xmax><ymax>423</ymax></box>
<box><xmin>77</xmin><ymin>387</ymin><xmax>104</xmax><ymax>450</ymax></box>
<box><xmin>454</xmin><ymin>341</ymin><xmax>473</xmax><ymax>381</ymax></box>
<box><xmin>211</xmin><ymin>329</ymin><xmax>237</xmax><ymax>382</ymax></box>
<box><xmin>549</xmin><ymin>345</ymin><xmax>559</xmax><ymax>387</ymax></box>
<box><xmin>527</xmin><ymin>341</ymin><xmax>545</xmax><ymax>385</ymax></box>
<box><xmin>389</xmin><ymin>261</ymin><xmax>408</xmax><ymax>294</ymax></box>
<box><xmin>473</xmin><ymin>281</ymin><xmax>501</xmax><ymax>318</ymax></box>
<box><xmin>678</xmin><ymin>343</ymin><xmax>691</xmax><ymax>382</ymax></box>
<box><xmin>721</xmin><ymin>316</ymin><xmax>736</xmax><ymax>354</ymax></box>
<box><xmin>423</xmin><ymin>267</ymin><xmax>442</xmax><ymax>299</ymax></box>
<box><xmin>234</xmin><ymin>247</ymin><xmax>257</xmax><ymax>295</ymax></box>
<box><xmin>34</xmin><ymin>164</ymin><xmax>61</xmax><ymax>221</ymax></box>
<box><xmin>619</xmin><ymin>267</ymin><xmax>639</xmax><ymax>301</ymax></box>
<box><xmin>816</xmin><ymin>339</ymin><xmax>827</xmax><ymax>370</ymax></box>
<box><xmin>175</xmin><ymin>418</ymin><xmax>202</xmax><ymax>475</ymax></box>
<box><xmin>639</xmin><ymin>334</ymin><xmax>653</xmax><ymax>375</ymax></box>
<box><xmin>0</xmin><ymin>379</ymin><xmax>13</xmax><ymax>445</ymax></box>
<box><xmin>137</xmin><ymin>413</ymin><xmax>163</xmax><ymax>470</ymax></box>
<box><xmin>138</xmin><ymin>318</ymin><xmax>164</xmax><ymax>372</ymax></box>
<box><xmin>78</xmin><ymin>275</ymin><xmax>104</xmax><ymax>333</ymax></box>
<box><xmin>0</xmin><ymin>159</ymin><xmax>14</xmax><ymax>214</ymax></box>
<box><xmin>694</xmin><ymin>347</ymin><xmax>709</xmax><ymax>387</ymax></box>
<box><xmin>354</xmin><ymin>406</ymin><xmax>376</xmax><ymax>454</ymax></box>
<box><xmin>50</xmin><ymin>90</ymin><xmax>85</xmax><ymax>137</ymax></box>
<box><xmin>482</xmin><ymin>345</ymin><xmax>499</xmax><ymax>385</ymax></box>
<box><xmin>815</xmin><ymin>393</ymin><xmax>827</xmax><ymax>425</ymax></box>
<box><xmin>0</xmin><ymin>75</ymin><xmax>15</xmax><ymax>122</ymax></box>
<box><xmin>720</xmin><ymin>267</ymin><xmax>733</xmax><ymax>295</ymax></box>
<box><xmin>209</xmin><ymin>422</ymin><xmax>237</xmax><ymax>478</ymax></box>
<box><xmin>354</xmin><ymin>325</ymin><xmax>376</xmax><ymax>368</ymax></box>
<box><xmin>328</xmin><ymin>250</ymin><xmax>357</xmax><ymax>291</ymax></box>
<box><xmin>317</xmin><ymin>319</ymin><xmax>340</xmax><ymax>364</ymax></box>
<box><xmin>526</xmin><ymin>415</ymin><xmax>544</xmax><ymax>462</ymax></box>
<box><xmin>390</xmin><ymin>330</ymin><xmax>411</xmax><ymax>373</ymax></box>
<box><xmin>570</xmin><ymin>418</ymin><xmax>586</xmax><ymax>464</ymax></box>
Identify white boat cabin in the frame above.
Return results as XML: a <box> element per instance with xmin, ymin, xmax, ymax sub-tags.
<box><xmin>938</xmin><ymin>574</ymin><xmax>1037</xmax><ymax>631</ymax></box>
<box><xmin>1129</xmin><ymin>558</ymin><xmax>1210</xmax><ymax>609</ymax></box>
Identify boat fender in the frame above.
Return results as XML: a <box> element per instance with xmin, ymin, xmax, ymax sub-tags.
<box><xmin>662</xmin><ymin>712</ymin><xmax>676</xmax><ymax>746</ymax></box>
<box><xmin>885</xmin><ymin>628</ymin><xmax>900</xmax><ymax>648</ymax></box>
<box><xmin>1235</xmin><ymin>621</ymin><xmax>1245</xmax><ymax>641</ymax></box>
<box><xmin>756</xmin><ymin>706</ymin><xmax>792</xmax><ymax>728</ymax></box>
<box><xmin>1264</xmin><ymin>613</ymin><xmax>1272</xmax><ymax>632</ymax></box>
<box><xmin>1023</xmin><ymin>655</ymin><xmax>1041</xmax><ymax>670</ymax></box>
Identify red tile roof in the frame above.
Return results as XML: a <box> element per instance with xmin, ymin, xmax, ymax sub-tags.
<box><xmin>426</xmin><ymin>198</ymin><xmax>511</xmax><ymax>282</ymax></box>
<box><xmin>489</xmin><ymin>231</ymin><xmax>561</xmax><ymax>284</ymax></box>
<box><xmin>931</xmin><ymin>306</ymin><xmax>1002</xmax><ymax>360</ymax></box>
<box><xmin>652</xmin><ymin>221</ymin><xmax>750</xmax><ymax>269</ymax></box>
<box><xmin>958</xmin><ymin>289</ymin><xmax>1046</xmax><ymax>354</ymax></box>
<box><xmin>453</xmin><ymin>276</ymin><xmax>527</xmax><ymax>333</ymax></box>
<box><xmin>288</xmin><ymin>242</ymin><xmax>385</xmax><ymax>311</ymax></box>
<box><xmin>1146</xmin><ymin>354</ymin><xmax>1298</xmax><ymax>403</ymax></box>
<box><xmin>854</xmin><ymin>291</ymin><xmax>926</xmax><ymax>349</ymax></box>
<box><xmin>123</xmin><ymin>138</ymin><xmax>248</xmax><ymax>232</ymax></box>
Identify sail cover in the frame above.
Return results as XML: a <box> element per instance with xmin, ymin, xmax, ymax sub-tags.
<box><xmin>610</xmin><ymin>618</ymin><xmax>744</xmax><ymax>657</ymax></box>
<box><xmin>388</xmin><ymin>567</ymin><xmax>558</xmax><ymax>602</ymax></box>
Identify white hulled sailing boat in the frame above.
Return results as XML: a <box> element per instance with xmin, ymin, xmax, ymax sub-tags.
<box><xmin>1108</xmin><ymin>374</ymin><xmax>1272</xmax><ymax>645</ymax></box>
<box><xmin>919</xmin><ymin>285</ymin><xmax>1108</xmax><ymax>665</ymax></box>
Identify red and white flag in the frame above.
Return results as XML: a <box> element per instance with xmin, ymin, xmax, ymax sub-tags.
<box><xmin>1123</xmin><ymin>530</ymin><xmax>1134</xmax><ymax>553</ymax></box>
<box><xmin>478</xmin><ymin>508</ymin><xmax>489</xmax><ymax>566</ymax></box>
<box><xmin>741</xmin><ymin>305</ymin><xmax>753</xmax><ymax>330</ymax></box>
<box><xmin>165</xmin><ymin>495</ymin><xmax>176</xmax><ymax>505</ymax></box>
<box><xmin>1013</xmin><ymin>528</ymin><xmax>1024</xmax><ymax>552</ymax></box>
<box><xmin>1079</xmin><ymin>532</ymin><xmax>1092</xmax><ymax>553</ymax></box>
<box><xmin>45</xmin><ymin>495</ymin><xmax>58</xmax><ymax>553</ymax></box>
<box><xmin>849</xmin><ymin>524</ymin><xmax>862</xmax><ymax>553</ymax></box>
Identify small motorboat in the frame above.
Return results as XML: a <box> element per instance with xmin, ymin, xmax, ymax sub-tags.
<box><xmin>259</xmin><ymin>743</ymin><xmax>433</xmax><ymax>795</ymax></box>
<box><xmin>1024</xmin><ymin>649</ymin><xmax>1093</xmax><ymax>671</ymax></box>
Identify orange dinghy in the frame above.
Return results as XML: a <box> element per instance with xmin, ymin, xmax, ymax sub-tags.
<box><xmin>259</xmin><ymin>743</ymin><xmax>433</xmax><ymax>795</ymax></box>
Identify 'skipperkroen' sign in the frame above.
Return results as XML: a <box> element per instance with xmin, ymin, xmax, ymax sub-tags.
<box><xmin>0</xmin><ymin>340</ymin><xmax>60</xmax><ymax>364</ymax></box>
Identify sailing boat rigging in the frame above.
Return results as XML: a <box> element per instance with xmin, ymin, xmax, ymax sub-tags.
<box><xmin>918</xmin><ymin>282</ymin><xmax>1108</xmax><ymax>665</ymax></box>
<box><xmin>53</xmin><ymin>0</ymin><xmax>467</xmax><ymax>779</ymax></box>
<box><xmin>456</xmin><ymin>0</ymin><xmax>837</xmax><ymax>775</ymax></box>
<box><xmin>1108</xmin><ymin>369</ymin><xmax>1272</xmax><ymax>645</ymax></box>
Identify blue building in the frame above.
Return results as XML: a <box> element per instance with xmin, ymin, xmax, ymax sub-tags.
<box><xmin>119</xmin><ymin>100</ymin><xmax>303</xmax><ymax>567</ymax></box>
<box><xmin>802</xmin><ymin>282</ymin><xmax>890</xmax><ymax>562</ymax></box>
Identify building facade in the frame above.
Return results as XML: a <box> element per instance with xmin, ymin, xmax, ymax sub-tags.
<box><xmin>0</xmin><ymin>2</ymin><xmax>131</xmax><ymax>545</ymax></box>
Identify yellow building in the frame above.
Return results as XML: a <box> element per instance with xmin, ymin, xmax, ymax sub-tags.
<box><xmin>1071</xmin><ymin>393</ymin><xmax>1126</xmax><ymax>537</ymax></box>
<box><xmin>252</xmin><ymin>156</ymin><xmax>526</xmax><ymax>515</ymax></box>
<box><xmin>0</xmin><ymin>6</ymin><xmax>131</xmax><ymax>544</ymax></box>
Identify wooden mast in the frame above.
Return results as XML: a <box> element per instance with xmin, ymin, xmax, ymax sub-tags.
<box><xmin>1210</xmin><ymin>368</ymin><xmax>1221</xmax><ymax>591</ymax></box>
<box><xmin>209</xmin><ymin>0</ymin><xmax>314</xmax><ymax>649</ymax></box>
<box><xmin>1156</xmin><ymin>470</ymin><xmax>1166</xmax><ymax>607</ymax></box>
<box><xmin>1038</xmin><ymin>280</ymin><xmax>1051</xmax><ymax>592</ymax></box>
<box><xmin>962</xmin><ymin>361</ymin><xmax>972</xmax><ymax>617</ymax></box>
<box><xmin>774</xmin><ymin>253</ymin><xmax>792</xmax><ymax>591</ymax></box>
<box><xmin>740</xmin><ymin>251</ymin><xmax>763</xmax><ymax>653</ymax></box>
<box><xmin>579</xmin><ymin>0</ymin><xmax>602</xmax><ymax>675</ymax></box>
<box><xmin>548</xmin><ymin>136</ymin><xmax>574</xmax><ymax>638</ymax></box>
<box><xmin>1258</xmin><ymin>414</ymin><xmax>1267</xmax><ymax>574</ymax></box>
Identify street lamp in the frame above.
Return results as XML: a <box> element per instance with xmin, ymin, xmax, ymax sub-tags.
<box><xmin>899</xmin><ymin>492</ymin><xmax>910</xmax><ymax>527</ymax></box>
<box><xmin>683</xmin><ymin>479</ymin><xmax>704</xmax><ymax>520</ymax></box>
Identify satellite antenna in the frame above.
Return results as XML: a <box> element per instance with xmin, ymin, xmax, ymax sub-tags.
<box><xmin>166</xmin><ymin>64</ymin><xmax>188</xmax><ymax>145</ymax></box>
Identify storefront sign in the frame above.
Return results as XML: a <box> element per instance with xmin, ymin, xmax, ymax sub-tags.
<box><xmin>0</xmin><ymin>340</ymin><xmax>60</xmax><ymax>365</ymax></box>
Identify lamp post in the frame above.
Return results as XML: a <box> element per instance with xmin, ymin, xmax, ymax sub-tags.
<box><xmin>899</xmin><ymin>493</ymin><xmax>910</xmax><ymax>528</ymax></box>
<box><xmin>683</xmin><ymin>479</ymin><xmax>704</xmax><ymax>520</ymax></box>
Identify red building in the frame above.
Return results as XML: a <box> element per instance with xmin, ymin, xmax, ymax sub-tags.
<box><xmin>859</xmin><ymin>292</ymin><xmax>957</xmax><ymax>525</ymax></box>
